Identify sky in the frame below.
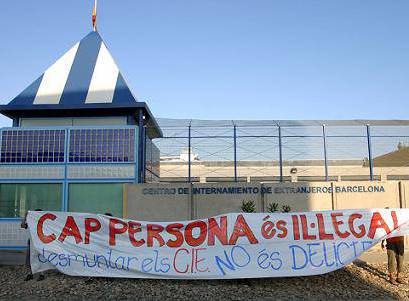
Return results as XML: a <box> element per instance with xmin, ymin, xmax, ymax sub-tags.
<box><xmin>0</xmin><ymin>1</ymin><xmax>408</xmax><ymax>127</ymax></box>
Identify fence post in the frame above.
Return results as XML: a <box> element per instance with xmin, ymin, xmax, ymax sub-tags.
<box><xmin>188</xmin><ymin>124</ymin><xmax>191</xmax><ymax>183</ymax></box>
<box><xmin>278</xmin><ymin>126</ymin><xmax>283</xmax><ymax>182</ymax></box>
<box><xmin>366</xmin><ymin>124</ymin><xmax>374</xmax><ymax>181</ymax></box>
<box><xmin>322</xmin><ymin>124</ymin><xmax>329</xmax><ymax>181</ymax></box>
<box><xmin>233</xmin><ymin>124</ymin><xmax>238</xmax><ymax>182</ymax></box>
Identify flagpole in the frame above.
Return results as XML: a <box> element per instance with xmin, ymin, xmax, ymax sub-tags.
<box><xmin>92</xmin><ymin>0</ymin><xmax>98</xmax><ymax>31</ymax></box>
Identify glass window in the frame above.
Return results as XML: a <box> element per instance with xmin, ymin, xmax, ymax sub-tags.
<box><xmin>69</xmin><ymin>129</ymin><xmax>135</xmax><ymax>163</ymax></box>
<box><xmin>0</xmin><ymin>183</ymin><xmax>62</xmax><ymax>218</ymax></box>
<box><xmin>68</xmin><ymin>183</ymin><xmax>123</xmax><ymax>217</ymax></box>
<box><xmin>0</xmin><ymin>130</ymin><xmax>66</xmax><ymax>163</ymax></box>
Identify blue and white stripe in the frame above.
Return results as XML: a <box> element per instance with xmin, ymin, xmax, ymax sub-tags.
<box><xmin>9</xmin><ymin>31</ymin><xmax>137</xmax><ymax>107</ymax></box>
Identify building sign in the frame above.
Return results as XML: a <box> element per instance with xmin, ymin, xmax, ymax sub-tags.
<box><xmin>141</xmin><ymin>184</ymin><xmax>386</xmax><ymax>195</ymax></box>
<box><xmin>27</xmin><ymin>209</ymin><xmax>409</xmax><ymax>279</ymax></box>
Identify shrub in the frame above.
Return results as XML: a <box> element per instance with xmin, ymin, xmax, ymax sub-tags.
<box><xmin>241</xmin><ymin>200</ymin><xmax>256</xmax><ymax>213</ymax></box>
<box><xmin>267</xmin><ymin>202</ymin><xmax>279</xmax><ymax>213</ymax></box>
<box><xmin>282</xmin><ymin>205</ymin><xmax>291</xmax><ymax>213</ymax></box>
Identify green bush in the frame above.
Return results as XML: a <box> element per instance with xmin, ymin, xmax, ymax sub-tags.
<box><xmin>241</xmin><ymin>200</ymin><xmax>256</xmax><ymax>213</ymax></box>
<box><xmin>267</xmin><ymin>202</ymin><xmax>292</xmax><ymax>213</ymax></box>
<box><xmin>282</xmin><ymin>205</ymin><xmax>291</xmax><ymax>213</ymax></box>
<box><xmin>267</xmin><ymin>202</ymin><xmax>279</xmax><ymax>213</ymax></box>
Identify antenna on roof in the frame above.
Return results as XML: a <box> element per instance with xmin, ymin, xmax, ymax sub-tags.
<box><xmin>92</xmin><ymin>0</ymin><xmax>98</xmax><ymax>31</ymax></box>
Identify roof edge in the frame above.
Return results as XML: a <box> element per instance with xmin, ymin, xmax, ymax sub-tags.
<box><xmin>0</xmin><ymin>102</ymin><xmax>163</xmax><ymax>138</ymax></box>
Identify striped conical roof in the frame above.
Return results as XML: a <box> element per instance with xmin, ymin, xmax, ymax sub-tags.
<box><xmin>8</xmin><ymin>31</ymin><xmax>137</xmax><ymax>107</ymax></box>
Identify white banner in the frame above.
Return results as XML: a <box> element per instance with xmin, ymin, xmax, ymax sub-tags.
<box><xmin>27</xmin><ymin>209</ymin><xmax>409</xmax><ymax>279</ymax></box>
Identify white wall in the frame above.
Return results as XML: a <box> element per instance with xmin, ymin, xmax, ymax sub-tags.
<box><xmin>20</xmin><ymin>117</ymin><xmax>127</xmax><ymax>127</ymax></box>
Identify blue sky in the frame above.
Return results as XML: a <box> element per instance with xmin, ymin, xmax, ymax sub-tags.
<box><xmin>0</xmin><ymin>1</ymin><xmax>408</xmax><ymax>126</ymax></box>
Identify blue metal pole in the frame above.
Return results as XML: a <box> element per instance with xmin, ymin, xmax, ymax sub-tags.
<box><xmin>134</xmin><ymin>127</ymin><xmax>138</xmax><ymax>183</ymax></box>
<box><xmin>233</xmin><ymin>125</ymin><xmax>237</xmax><ymax>182</ymax></box>
<box><xmin>137</xmin><ymin>111</ymin><xmax>144</xmax><ymax>183</ymax></box>
<box><xmin>62</xmin><ymin>128</ymin><xmax>70</xmax><ymax>211</ymax></box>
<box><xmin>188</xmin><ymin>125</ymin><xmax>191</xmax><ymax>183</ymax></box>
<box><xmin>0</xmin><ymin>128</ymin><xmax>3</xmax><ymax>164</ymax></box>
<box><xmin>142</xmin><ymin>127</ymin><xmax>146</xmax><ymax>183</ymax></box>
<box><xmin>366</xmin><ymin>124</ymin><xmax>374</xmax><ymax>181</ymax></box>
<box><xmin>322</xmin><ymin>124</ymin><xmax>329</xmax><ymax>181</ymax></box>
<box><xmin>278</xmin><ymin>126</ymin><xmax>283</xmax><ymax>182</ymax></box>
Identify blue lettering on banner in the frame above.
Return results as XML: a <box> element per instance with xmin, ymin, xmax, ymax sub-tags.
<box><xmin>257</xmin><ymin>249</ymin><xmax>282</xmax><ymax>270</ymax></box>
<box><xmin>214</xmin><ymin>246</ymin><xmax>251</xmax><ymax>276</ymax></box>
<box><xmin>289</xmin><ymin>240</ymin><xmax>374</xmax><ymax>271</ymax></box>
<box><xmin>38</xmin><ymin>248</ymin><xmax>143</xmax><ymax>272</ymax></box>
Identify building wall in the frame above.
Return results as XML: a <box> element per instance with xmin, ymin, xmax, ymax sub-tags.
<box><xmin>160</xmin><ymin>161</ymin><xmax>409</xmax><ymax>182</ymax></box>
<box><xmin>125</xmin><ymin>180</ymin><xmax>406</xmax><ymax>221</ymax></box>
<box><xmin>20</xmin><ymin>117</ymin><xmax>127</xmax><ymax>127</ymax></box>
<box><xmin>126</xmin><ymin>183</ymin><xmax>191</xmax><ymax>221</ymax></box>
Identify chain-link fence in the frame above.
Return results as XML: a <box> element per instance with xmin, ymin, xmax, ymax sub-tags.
<box><xmin>152</xmin><ymin>119</ymin><xmax>409</xmax><ymax>183</ymax></box>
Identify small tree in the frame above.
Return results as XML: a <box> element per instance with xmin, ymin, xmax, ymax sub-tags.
<box><xmin>267</xmin><ymin>202</ymin><xmax>279</xmax><ymax>213</ymax></box>
<box><xmin>241</xmin><ymin>200</ymin><xmax>256</xmax><ymax>213</ymax></box>
<box><xmin>282</xmin><ymin>205</ymin><xmax>291</xmax><ymax>213</ymax></box>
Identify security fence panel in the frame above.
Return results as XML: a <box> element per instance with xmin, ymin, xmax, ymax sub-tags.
<box><xmin>154</xmin><ymin>120</ymin><xmax>190</xmax><ymax>182</ymax></box>
<box><xmin>370</xmin><ymin>126</ymin><xmax>409</xmax><ymax>180</ymax></box>
<box><xmin>154</xmin><ymin>119</ymin><xmax>409</xmax><ymax>183</ymax></box>
<box><xmin>280</xmin><ymin>126</ymin><xmax>325</xmax><ymax>181</ymax></box>
<box><xmin>325</xmin><ymin>126</ymin><xmax>370</xmax><ymax>181</ymax></box>
<box><xmin>190</xmin><ymin>124</ymin><xmax>235</xmax><ymax>182</ymax></box>
<box><xmin>236</xmin><ymin>125</ymin><xmax>279</xmax><ymax>182</ymax></box>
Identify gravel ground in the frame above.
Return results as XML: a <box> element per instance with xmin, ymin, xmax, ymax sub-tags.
<box><xmin>0</xmin><ymin>261</ymin><xmax>408</xmax><ymax>301</ymax></box>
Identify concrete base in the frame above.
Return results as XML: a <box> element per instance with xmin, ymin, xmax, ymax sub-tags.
<box><xmin>0</xmin><ymin>250</ymin><xmax>25</xmax><ymax>265</ymax></box>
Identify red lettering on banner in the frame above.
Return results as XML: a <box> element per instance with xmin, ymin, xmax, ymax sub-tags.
<box><xmin>147</xmin><ymin>224</ymin><xmax>165</xmax><ymax>247</ymax></box>
<box><xmin>37</xmin><ymin>213</ymin><xmax>57</xmax><ymax>243</ymax></box>
<box><xmin>331</xmin><ymin>213</ymin><xmax>350</xmax><ymax>239</ymax></box>
<box><xmin>58</xmin><ymin>216</ymin><xmax>83</xmax><ymax>244</ymax></box>
<box><xmin>300</xmin><ymin>215</ymin><xmax>316</xmax><ymax>240</ymax></box>
<box><xmin>229</xmin><ymin>214</ymin><xmax>259</xmax><ymax>245</ymax></box>
<box><xmin>391</xmin><ymin>211</ymin><xmax>398</xmax><ymax>230</ymax></box>
<box><xmin>128</xmin><ymin>221</ymin><xmax>145</xmax><ymax>247</ymax></box>
<box><xmin>166</xmin><ymin>223</ymin><xmax>184</xmax><ymax>248</ymax></box>
<box><xmin>276</xmin><ymin>220</ymin><xmax>288</xmax><ymax>238</ymax></box>
<box><xmin>84</xmin><ymin>218</ymin><xmax>101</xmax><ymax>244</ymax></box>
<box><xmin>185</xmin><ymin>221</ymin><xmax>207</xmax><ymax>247</ymax></box>
<box><xmin>316</xmin><ymin>213</ymin><xmax>334</xmax><ymax>240</ymax></box>
<box><xmin>368</xmin><ymin>212</ymin><xmax>391</xmax><ymax>239</ymax></box>
<box><xmin>194</xmin><ymin>248</ymin><xmax>209</xmax><ymax>272</ymax></box>
<box><xmin>172</xmin><ymin>248</ymin><xmax>208</xmax><ymax>274</ymax></box>
<box><xmin>348</xmin><ymin>213</ymin><xmax>365</xmax><ymax>238</ymax></box>
<box><xmin>261</xmin><ymin>221</ymin><xmax>276</xmax><ymax>239</ymax></box>
<box><xmin>173</xmin><ymin>248</ymin><xmax>189</xmax><ymax>273</ymax></box>
<box><xmin>208</xmin><ymin>216</ymin><xmax>228</xmax><ymax>245</ymax></box>
<box><xmin>292</xmin><ymin>215</ymin><xmax>300</xmax><ymax>240</ymax></box>
<box><xmin>109</xmin><ymin>218</ymin><xmax>128</xmax><ymax>246</ymax></box>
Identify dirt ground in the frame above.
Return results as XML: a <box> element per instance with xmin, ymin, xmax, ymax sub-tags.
<box><xmin>0</xmin><ymin>261</ymin><xmax>409</xmax><ymax>300</ymax></box>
